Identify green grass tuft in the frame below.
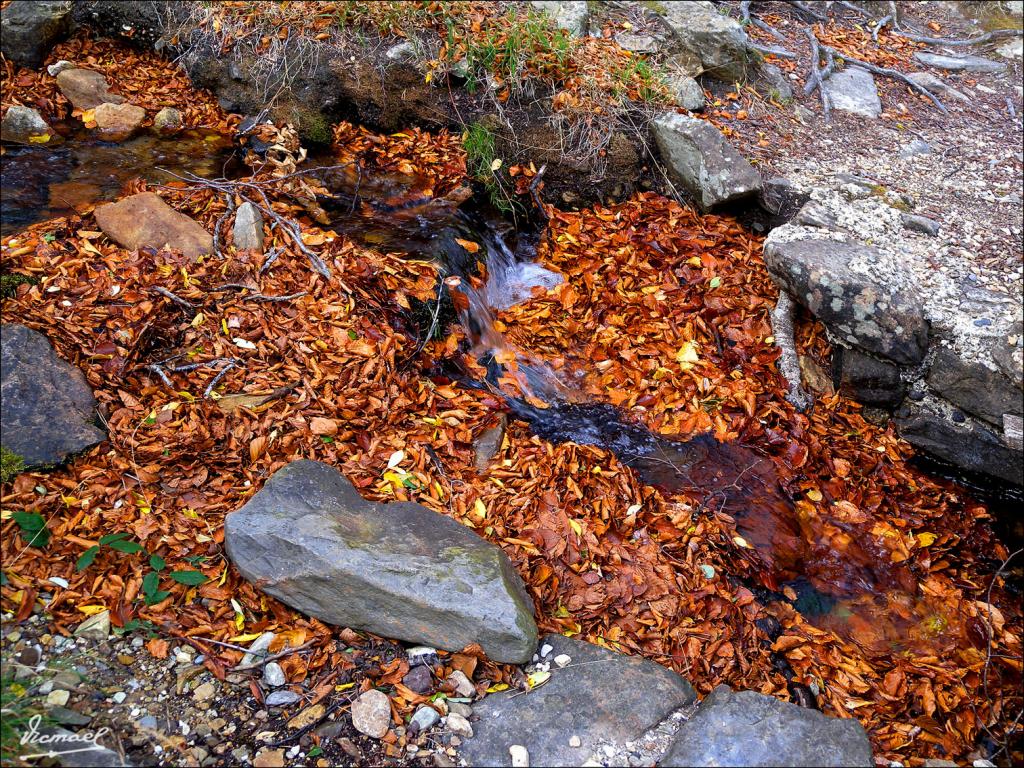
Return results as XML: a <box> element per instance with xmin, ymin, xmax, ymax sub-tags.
<box><xmin>1</xmin><ymin>447</ymin><xmax>25</xmax><ymax>485</ymax></box>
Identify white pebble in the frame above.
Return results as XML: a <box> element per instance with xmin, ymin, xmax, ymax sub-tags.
<box><xmin>569</xmin><ymin>735</ymin><xmax>582</xmax><ymax>748</ymax></box>
<box><xmin>509</xmin><ymin>744</ymin><xmax>530</xmax><ymax>767</ymax></box>
<box><xmin>553</xmin><ymin>654</ymin><xmax>571</xmax><ymax>668</ymax></box>
<box><xmin>539</xmin><ymin>643</ymin><xmax>553</xmax><ymax>658</ymax></box>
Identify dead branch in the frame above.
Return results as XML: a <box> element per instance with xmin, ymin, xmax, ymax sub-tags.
<box><xmin>529</xmin><ymin>163</ymin><xmax>549</xmax><ymax>220</ymax></box>
<box><xmin>151</xmin><ymin>286</ymin><xmax>196</xmax><ymax>309</ymax></box>
<box><xmin>787</xmin><ymin>1</ymin><xmax>829</xmax><ymax>22</ymax></box>
<box><xmin>871</xmin><ymin>13</ymin><xmax>893</xmax><ymax>43</ymax></box>
<box><xmin>770</xmin><ymin>291</ymin><xmax>812</xmax><ymax>411</ymax></box>
<box><xmin>740</xmin><ymin>0</ymin><xmax>789</xmax><ymax>43</ymax></box>
<box><xmin>803</xmin><ymin>27</ymin><xmax>832</xmax><ymax>121</ymax></box>
<box><xmin>751</xmin><ymin>42</ymin><xmax>799</xmax><ymax>59</ymax></box>
<box><xmin>204</xmin><ymin>359</ymin><xmax>238</xmax><ymax>398</ymax></box>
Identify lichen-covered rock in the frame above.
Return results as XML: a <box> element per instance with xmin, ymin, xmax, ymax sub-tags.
<box><xmin>94</xmin><ymin>192</ymin><xmax>212</xmax><ymax>259</ymax></box>
<box><xmin>225</xmin><ymin>460</ymin><xmax>538</xmax><ymax>664</ymax></box>
<box><xmin>530</xmin><ymin>1</ymin><xmax>588</xmax><ymax>37</ymax></box>
<box><xmin>93</xmin><ymin>102</ymin><xmax>146</xmax><ymax>141</ymax></box>
<box><xmin>1</xmin><ymin>105</ymin><xmax>60</xmax><ymax>145</ymax></box>
<box><xmin>460</xmin><ymin>634</ymin><xmax>696</xmax><ymax>767</ymax></box>
<box><xmin>823</xmin><ymin>67</ymin><xmax>881</xmax><ymax>118</ymax></box>
<box><xmin>0</xmin><ymin>0</ymin><xmax>72</xmax><ymax>69</ymax></box>
<box><xmin>664</xmin><ymin>686</ymin><xmax>873</xmax><ymax>767</ymax></box>
<box><xmin>652</xmin><ymin>112</ymin><xmax>760</xmax><ymax>210</ymax></box>
<box><xmin>153</xmin><ymin>106</ymin><xmax>183</xmax><ymax>133</ymax></box>
<box><xmin>660</xmin><ymin>1</ymin><xmax>751</xmax><ymax>81</ymax></box>
<box><xmin>762</xmin><ymin>237</ymin><xmax>929</xmax><ymax>366</ymax></box>
<box><xmin>1</xmin><ymin>324</ymin><xmax>105</xmax><ymax>469</ymax></box>
<box><xmin>55</xmin><ymin>68</ymin><xmax>125</xmax><ymax>110</ymax></box>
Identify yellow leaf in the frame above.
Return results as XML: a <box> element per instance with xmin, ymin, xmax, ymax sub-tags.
<box><xmin>486</xmin><ymin>683</ymin><xmax>509</xmax><ymax>693</ymax></box>
<box><xmin>917</xmin><ymin>532</ymin><xmax>937</xmax><ymax>548</ymax></box>
<box><xmin>455</xmin><ymin>238</ymin><xmax>480</xmax><ymax>253</ymax></box>
<box><xmin>569</xmin><ymin>519</ymin><xmax>582</xmax><ymax>537</ymax></box>
<box><xmin>733</xmin><ymin>535</ymin><xmax>751</xmax><ymax>549</ymax></box>
<box><xmin>473</xmin><ymin>498</ymin><xmax>487</xmax><ymax>520</ymax></box>
<box><xmin>335</xmin><ymin>682</ymin><xmax>356</xmax><ymax>692</ymax></box>
<box><xmin>806</xmin><ymin>489</ymin><xmax>823</xmax><ymax>502</ymax></box>
<box><xmin>77</xmin><ymin>605</ymin><xmax>107</xmax><ymax>615</ymax></box>
<box><xmin>526</xmin><ymin>670</ymin><xmax>551</xmax><ymax>689</ymax></box>
<box><xmin>191</xmin><ymin>312</ymin><xmax>205</xmax><ymax>328</ymax></box>
<box><xmin>675</xmin><ymin>341</ymin><xmax>699</xmax><ymax>370</ymax></box>
<box><xmin>229</xmin><ymin>632</ymin><xmax>263</xmax><ymax>643</ymax></box>
<box><xmin>28</xmin><ymin>134</ymin><xmax>51</xmax><ymax>144</ymax></box>
<box><xmin>490</xmin><ymin>158</ymin><xmax>502</xmax><ymax>171</ymax></box>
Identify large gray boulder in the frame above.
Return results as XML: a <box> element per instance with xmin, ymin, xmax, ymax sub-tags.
<box><xmin>530</xmin><ymin>1</ymin><xmax>588</xmax><ymax>37</ymax></box>
<box><xmin>663</xmin><ymin>686</ymin><xmax>873</xmax><ymax>767</ymax></box>
<box><xmin>1</xmin><ymin>105</ymin><xmax>60</xmax><ymax>145</ymax></box>
<box><xmin>1</xmin><ymin>324</ymin><xmax>105</xmax><ymax>468</ymax></box>
<box><xmin>823</xmin><ymin>67</ymin><xmax>881</xmax><ymax>118</ymax></box>
<box><xmin>762</xmin><ymin>238</ymin><xmax>929</xmax><ymax>366</ymax></box>
<box><xmin>225</xmin><ymin>460</ymin><xmax>538</xmax><ymax>664</ymax></box>
<box><xmin>652</xmin><ymin>112</ymin><xmax>760</xmax><ymax>210</ymax></box>
<box><xmin>460</xmin><ymin>634</ymin><xmax>696</xmax><ymax>767</ymax></box>
<box><xmin>0</xmin><ymin>1</ymin><xmax>72</xmax><ymax>69</ymax></box>
<box><xmin>660</xmin><ymin>1</ymin><xmax>751</xmax><ymax>81</ymax></box>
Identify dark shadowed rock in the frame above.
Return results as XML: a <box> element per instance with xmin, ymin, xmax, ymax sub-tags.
<box><xmin>225</xmin><ymin>460</ymin><xmax>538</xmax><ymax>663</ymax></box>
<box><xmin>926</xmin><ymin>345</ymin><xmax>1023</xmax><ymax>428</ymax></box>
<box><xmin>55</xmin><ymin>68</ymin><xmax>126</xmax><ymax>110</ymax></box>
<box><xmin>460</xmin><ymin>634</ymin><xmax>696</xmax><ymax>767</ymax></box>
<box><xmin>897</xmin><ymin>397</ymin><xmax>1023</xmax><ymax>486</ymax></box>
<box><xmin>94</xmin><ymin>192</ymin><xmax>212</xmax><ymax>258</ymax></box>
<box><xmin>652</xmin><ymin>112</ymin><xmax>761</xmax><ymax>210</ymax></box>
<box><xmin>663</xmin><ymin>685</ymin><xmax>873</xmax><ymax>767</ymax></box>
<box><xmin>0</xmin><ymin>0</ymin><xmax>72</xmax><ymax>69</ymax></box>
<box><xmin>762</xmin><ymin>238</ymin><xmax>928</xmax><ymax>366</ymax></box>
<box><xmin>838</xmin><ymin>347</ymin><xmax>906</xmax><ymax>408</ymax></box>
<box><xmin>1</xmin><ymin>324</ymin><xmax>105</xmax><ymax>468</ymax></box>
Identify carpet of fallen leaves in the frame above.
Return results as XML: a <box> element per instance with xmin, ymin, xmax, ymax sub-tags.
<box><xmin>1</xmin><ymin>29</ymin><xmax>1022</xmax><ymax>768</ymax></box>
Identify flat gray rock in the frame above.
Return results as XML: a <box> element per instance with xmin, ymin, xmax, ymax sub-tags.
<box><xmin>762</xmin><ymin>238</ymin><xmax>928</xmax><ymax>366</ymax></box>
<box><xmin>0</xmin><ymin>0</ymin><xmax>71</xmax><ymax>69</ymax></box>
<box><xmin>530</xmin><ymin>1</ymin><xmax>588</xmax><ymax>37</ymax></box>
<box><xmin>652</xmin><ymin>112</ymin><xmax>760</xmax><ymax>210</ymax></box>
<box><xmin>926</xmin><ymin>345</ymin><xmax>1022</xmax><ymax>428</ymax></box>
<box><xmin>459</xmin><ymin>634</ymin><xmax>696</xmax><ymax>767</ymax></box>
<box><xmin>913</xmin><ymin>52</ymin><xmax>1005</xmax><ymax>73</ymax></box>
<box><xmin>823</xmin><ymin>67</ymin><xmax>881</xmax><ymax>118</ymax></box>
<box><xmin>1</xmin><ymin>324</ymin><xmax>105</xmax><ymax>468</ymax></box>
<box><xmin>232</xmin><ymin>201</ymin><xmax>265</xmax><ymax>252</ymax></box>
<box><xmin>663</xmin><ymin>686</ymin><xmax>873</xmax><ymax>767</ymax></box>
<box><xmin>225</xmin><ymin>460</ymin><xmax>538</xmax><ymax>663</ymax></box>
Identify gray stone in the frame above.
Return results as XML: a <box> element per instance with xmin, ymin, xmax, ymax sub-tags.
<box><xmin>262</xmin><ymin>662</ymin><xmax>286</xmax><ymax>687</ymax></box>
<box><xmin>351</xmin><ymin>689</ymin><xmax>391</xmax><ymax>739</ymax></box>
<box><xmin>49</xmin><ymin>706</ymin><xmax>93</xmax><ymax>726</ymax></box>
<box><xmin>36</xmin><ymin>727</ymin><xmax>129</xmax><ymax>767</ymax></box>
<box><xmin>651</xmin><ymin>112</ymin><xmax>760</xmax><ymax>210</ymax></box>
<box><xmin>758</xmin><ymin>63</ymin><xmax>794</xmax><ymax>102</ymax></box>
<box><xmin>997</xmin><ymin>38</ymin><xmax>1023</xmax><ymax>59</ymax></box>
<box><xmin>614</xmin><ymin>33</ymin><xmax>658</xmax><ymax>53</ymax></box>
<box><xmin>823</xmin><ymin>67</ymin><xmax>881</xmax><ymax>118</ymax></box>
<box><xmin>47</xmin><ymin>59</ymin><xmax>74</xmax><ymax>76</ymax></box>
<box><xmin>74</xmin><ymin>610</ymin><xmax>111</xmax><ymax>640</ymax></box>
<box><xmin>1</xmin><ymin>105</ymin><xmax>60</xmax><ymax>145</ymax></box>
<box><xmin>899</xmin><ymin>138</ymin><xmax>932</xmax><ymax>158</ymax></box>
<box><xmin>55</xmin><ymin>68</ymin><xmax>125</xmax><ymax>110</ymax></box>
<box><xmin>669</xmin><ymin>74</ymin><xmax>705</xmax><ymax>111</ymax></box>
<box><xmin>460</xmin><ymin>634</ymin><xmax>696</xmax><ymax>768</ymax></box>
<box><xmin>403</xmin><ymin>664</ymin><xmax>433</xmax><ymax>694</ymax></box>
<box><xmin>897</xmin><ymin>398</ymin><xmax>1023</xmax><ymax>485</ymax></box>
<box><xmin>659</xmin><ymin>1</ymin><xmax>750</xmax><ymax>81</ymax></box>
<box><xmin>663</xmin><ymin>686</ymin><xmax>872</xmax><ymax>767</ymax></box>
<box><xmin>153</xmin><ymin>106</ymin><xmax>183</xmax><ymax>133</ymax></box>
<box><xmin>759</xmin><ymin>177</ymin><xmax>810</xmax><ymax>226</ymax></box>
<box><xmin>94</xmin><ymin>192</ymin><xmax>213</xmax><ymax>259</ymax></box>
<box><xmin>901</xmin><ymin>213</ymin><xmax>940</xmax><ymax>236</ymax></box>
<box><xmin>530</xmin><ymin>1</ymin><xmax>589</xmax><ymax>37</ymax></box>
<box><xmin>225</xmin><ymin>460</ymin><xmax>538</xmax><ymax>664</ymax></box>
<box><xmin>1</xmin><ymin>324</ymin><xmax>105</xmax><ymax>469</ymax></box>
<box><xmin>761</xmin><ymin>238</ymin><xmax>929</xmax><ymax>366</ymax></box>
<box><xmin>839</xmin><ymin>347</ymin><xmax>906</xmax><ymax>408</ymax></box>
<box><xmin>906</xmin><ymin>72</ymin><xmax>971</xmax><ymax>104</ymax></box>
<box><xmin>410</xmin><ymin>705</ymin><xmax>440</xmax><ymax>733</ymax></box>
<box><xmin>385</xmin><ymin>41</ymin><xmax>416</xmax><ymax>63</ymax></box>
<box><xmin>474</xmin><ymin>416</ymin><xmax>507</xmax><ymax>472</ymax></box>
<box><xmin>265</xmin><ymin>689</ymin><xmax>301</xmax><ymax>707</ymax></box>
<box><xmin>926</xmin><ymin>346</ymin><xmax>1022</xmax><ymax>427</ymax></box>
<box><xmin>913</xmin><ymin>52</ymin><xmax>1005</xmax><ymax>73</ymax></box>
<box><xmin>0</xmin><ymin>1</ymin><xmax>72</xmax><ymax>69</ymax></box>
<box><xmin>233</xmin><ymin>201</ymin><xmax>265</xmax><ymax>252</ymax></box>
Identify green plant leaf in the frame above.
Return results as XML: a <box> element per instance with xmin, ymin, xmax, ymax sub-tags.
<box><xmin>108</xmin><ymin>539</ymin><xmax>144</xmax><ymax>554</ymax></box>
<box><xmin>169</xmin><ymin>570</ymin><xmax>207</xmax><ymax>585</ymax></box>
<box><xmin>76</xmin><ymin>546</ymin><xmax>100</xmax><ymax>571</ymax></box>
<box><xmin>98</xmin><ymin>532</ymin><xmax>131</xmax><ymax>545</ymax></box>
<box><xmin>149</xmin><ymin>554</ymin><xmax>166</xmax><ymax>571</ymax></box>
<box><xmin>12</xmin><ymin>511</ymin><xmax>49</xmax><ymax>547</ymax></box>
<box><xmin>142</xmin><ymin>571</ymin><xmax>160</xmax><ymax>597</ymax></box>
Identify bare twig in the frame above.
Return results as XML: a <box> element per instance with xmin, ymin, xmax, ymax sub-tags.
<box><xmin>803</xmin><ymin>27</ymin><xmax>832</xmax><ymax>121</ymax></box>
<box><xmin>750</xmin><ymin>42</ymin><xmax>799</xmax><ymax>59</ymax></box>
<box><xmin>529</xmin><ymin>163</ymin><xmax>549</xmax><ymax>220</ymax></box>
<box><xmin>871</xmin><ymin>13</ymin><xmax>893</xmax><ymax>43</ymax></box>
<box><xmin>204</xmin><ymin>359</ymin><xmax>238</xmax><ymax>398</ymax></box>
<box><xmin>894</xmin><ymin>28</ymin><xmax>1022</xmax><ymax>47</ymax></box>
<box><xmin>151</xmin><ymin>286</ymin><xmax>196</xmax><ymax>309</ymax></box>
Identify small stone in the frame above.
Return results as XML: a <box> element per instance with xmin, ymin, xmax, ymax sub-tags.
<box><xmin>410</xmin><ymin>705</ymin><xmax>441</xmax><ymax>733</ymax></box>
<box><xmin>46</xmin><ymin>689</ymin><xmax>70</xmax><ymax>707</ymax></box>
<box><xmin>56</xmin><ymin>68</ymin><xmax>125</xmax><ymax>110</ymax></box>
<box><xmin>138</xmin><ymin>715</ymin><xmax>158</xmax><ymax>730</ymax></box>
<box><xmin>240</xmin><ymin>632</ymin><xmax>276</xmax><ymax>667</ymax></box>
<box><xmin>117</xmin><ymin>654</ymin><xmax>135</xmax><ymax>665</ymax></box>
<box><xmin>446</xmin><ymin>670</ymin><xmax>474</xmax><ymax>698</ymax></box>
<box><xmin>901</xmin><ymin>213</ymin><xmax>940</xmax><ymax>237</ymax></box>
<box><xmin>231</xmin><ymin>747</ymin><xmax>250</xmax><ymax>763</ymax></box>
<box><xmin>74</xmin><ymin>610</ymin><xmax>110</xmax><ymax>641</ymax></box>
<box><xmin>385</xmin><ymin>41</ymin><xmax>416</xmax><ymax>63</ymax></box>
<box><xmin>265</xmin><ymin>690</ymin><xmax>301</xmax><ymax>707</ymax></box>
<box><xmin>403</xmin><ymin>664</ymin><xmax>433</xmax><ymax>694</ymax></box>
<box><xmin>193</xmin><ymin>682</ymin><xmax>216</xmax><ymax>701</ymax></box>
<box><xmin>262</xmin><ymin>662</ymin><xmax>286</xmax><ymax>688</ymax></box>
<box><xmin>93</xmin><ymin>101</ymin><xmax>146</xmax><ymax>141</ymax></box>
<box><xmin>539</xmin><ymin>643</ymin><xmax>553</xmax><ymax>658</ymax></box>
<box><xmin>569</xmin><ymin>735</ymin><xmax>582</xmax><ymax>748</ymax></box>
<box><xmin>974</xmin><ymin>318</ymin><xmax>992</xmax><ymax>327</ymax></box>
<box><xmin>112</xmin><ymin>691</ymin><xmax>127</xmax><ymax>704</ymax></box>
<box><xmin>1</xmin><ymin>105</ymin><xmax>59</xmax><ymax>145</ymax></box>
<box><xmin>233</xmin><ymin>201</ymin><xmax>265</xmax><ymax>253</ymax></box>
<box><xmin>553</xmin><ymin>654</ymin><xmax>571</xmax><ymax>668</ymax></box>
<box><xmin>447</xmin><ymin>702</ymin><xmax>473</xmax><ymax>718</ymax></box>
<box><xmin>351</xmin><ymin>689</ymin><xmax>391</xmax><ymax>739</ymax></box>
<box><xmin>510</xmin><ymin>744</ymin><xmax>530</xmax><ymax>767</ymax></box>
<box><xmin>49</xmin><ymin>706</ymin><xmax>91</xmax><ymax>727</ymax></box>
<box><xmin>287</xmin><ymin>703</ymin><xmax>325</xmax><ymax>731</ymax></box>
<box><xmin>253</xmin><ymin>748</ymin><xmax>286</xmax><ymax>768</ymax></box>
<box><xmin>314</xmin><ymin>720</ymin><xmax>345</xmax><ymax>740</ymax></box>
<box><xmin>446</xmin><ymin>712</ymin><xmax>473</xmax><ymax>738</ymax></box>
<box><xmin>337</xmin><ymin>737</ymin><xmax>360</xmax><ymax>758</ymax></box>
<box><xmin>407</xmin><ymin>646</ymin><xmax>440</xmax><ymax>668</ymax></box>
<box><xmin>153</xmin><ymin>106</ymin><xmax>183</xmax><ymax>134</ymax></box>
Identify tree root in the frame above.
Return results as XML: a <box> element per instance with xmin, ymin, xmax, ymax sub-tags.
<box><xmin>894</xmin><ymin>28</ymin><xmax>1022</xmax><ymax>47</ymax></box>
